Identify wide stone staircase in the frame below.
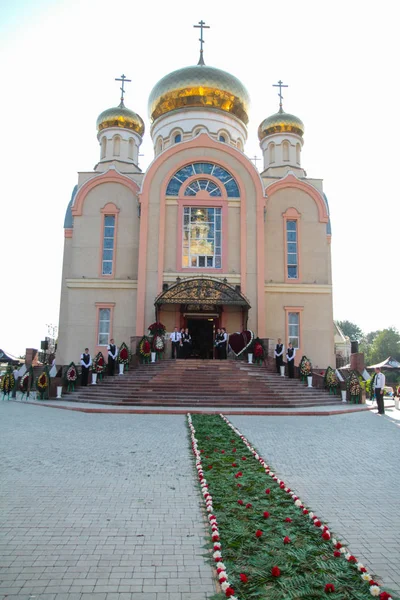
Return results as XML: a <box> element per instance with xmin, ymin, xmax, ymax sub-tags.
<box><xmin>65</xmin><ymin>359</ymin><xmax>342</xmax><ymax>409</ymax></box>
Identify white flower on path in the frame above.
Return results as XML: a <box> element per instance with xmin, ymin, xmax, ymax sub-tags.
<box><xmin>370</xmin><ymin>585</ymin><xmax>380</xmax><ymax>596</ymax></box>
<box><xmin>356</xmin><ymin>563</ymin><xmax>365</xmax><ymax>571</ymax></box>
<box><xmin>332</xmin><ymin>538</ymin><xmax>337</xmax><ymax>545</ymax></box>
<box><xmin>362</xmin><ymin>574</ymin><xmax>372</xmax><ymax>582</ymax></box>
<box><xmin>295</xmin><ymin>500</ymin><xmax>302</xmax><ymax>507</ymax></box>
<box><xmin>213</xmin><ymin>551</ymin><xmax>221</xmax><ymax>559</ymax></box>
<box><xmin>340</xmin><ymin>547</ymin><xmax>347</xmax><ymax>554</ymax></box>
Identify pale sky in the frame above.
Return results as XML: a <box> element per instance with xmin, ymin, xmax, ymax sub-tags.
<box><xmin>0</xmin><ymin>0</ymin><xmax>398</xmax><ymax>356</ymax></box>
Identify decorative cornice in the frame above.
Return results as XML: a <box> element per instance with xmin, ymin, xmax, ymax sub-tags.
<box><xmin>66</xmin><ymin>279</ymin><xmax>137</xmax><ymax>289</ymax></box>
<box><xmin>265</xmin><ymin>283</ymin><xmax>332</xmax><ymax>294</ymax></box>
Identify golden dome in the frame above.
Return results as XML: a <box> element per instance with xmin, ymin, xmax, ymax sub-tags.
<box><xmin>148</xmin><ymin>64</ymin><xmax>250</xmax><ymax>125</ymax></box>
<box><xmin>258</xmin><ymin>109</ymin><xmax>304</xmax><ymax>140</ymax></box>
<box><xmin>96</xmin><ymin>102</ymin><xmax>145</xmax><ymax>136</ymax></box>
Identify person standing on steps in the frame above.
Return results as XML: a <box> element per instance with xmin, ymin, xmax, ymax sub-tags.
<box><xmin>169</xmin><ymin>327</ymin><xmax>181</xmax><ymax>359</ymax></box>
<box><xmin>80</xmin><ymin>348</ymin><xmax>92</xmax><ymax>386</ymax></box>
<box><xmin>220</xmin><ymin>327</ymin><xmax>228</xmax><ymax>360</ymax></box>
<box><xmin>178</xmin><ymin>327</ymin><xmax>185</xmax><ymax>358</ymax></box>
<box><xmin>182</xmin><ymin>328</ymin><xmax>192</xmax><ymax>359</ymax></box>
<box><xmin>274</xmin><ymin>338</ymin><xmax>284</xmax><ymax>374</ymax></box>
<box><xmin>286</xmin><ymin>343</ymin><xmax>296</xmax><ymax>378</ymax></box>
<box><xmin>107</xmin><ymin>339</ymin><xmax>118</xmax><ymax>376</ymax></box>
<box><xmin>374</xmin><ymin>367</ymin><xmax>386</xmax><ymax>415</ymax></box>
<box><xmin>215</xmin><ymin>328</ymin><xmax>223</xmax><ymax>359</ymax></box>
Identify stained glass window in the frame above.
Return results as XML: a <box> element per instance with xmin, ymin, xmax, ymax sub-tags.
<box><xmin>166</xmin><ymin>162</ymin><xmax>240</xmax><ymax>197</ymax></box>
<box><xmin>102</xmin><ymin>215</ymin><xmax>115</xmax><ymax>275</ymax></box>
<box><xmin>286</xmin><ymin>220</ymin><xmax>298</xmax><ymax>279</ymax></box>
<box><xmin>182</xmin><ymin>207</ymin><xmax>222</xmax><ymax>269</ymax></box>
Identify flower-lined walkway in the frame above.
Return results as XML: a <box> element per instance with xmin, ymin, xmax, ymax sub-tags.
<box><xmin>229</xmin><ymin>412</ymin><xmax>400</xmax><ymax>596</ymax></box>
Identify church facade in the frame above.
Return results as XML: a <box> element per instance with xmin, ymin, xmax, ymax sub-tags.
<box><xmin>58</xmin><ymin>51</ymin><xmax>334</xmax><ymax>368</ymax></box>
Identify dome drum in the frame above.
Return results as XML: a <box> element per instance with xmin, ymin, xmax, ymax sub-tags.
<box><xmin>96</xmin><ymin>104</ymin><xmax>145</xmax><ymax>137</ymax></box>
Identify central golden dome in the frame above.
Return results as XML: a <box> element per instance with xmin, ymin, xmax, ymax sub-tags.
<box><xmin>148</xmin><ymin>64</ymin><xmax>250</xmax><ymax>125</ymax></box>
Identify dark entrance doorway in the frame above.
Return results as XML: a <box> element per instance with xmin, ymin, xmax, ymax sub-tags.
<box><xmin>187</xmin><ymin>318</ymin><xmax>215</xmax><ymax>359</ymax></box>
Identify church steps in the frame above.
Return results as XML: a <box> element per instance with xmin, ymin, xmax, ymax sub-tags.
<box><xmin>64</xmin><ymin>359</ymin><xmax>341</xmax><ymax>409</ymax></box>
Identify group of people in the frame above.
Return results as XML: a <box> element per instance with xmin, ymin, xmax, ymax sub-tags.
<box><xmin>169</xmin><ymin>328</ymin><xmax>193</xmax><ymax>359</ymax></box>
<box><xmin>79</xmin><ymin>339</ymin><xmax>118</xmax><ymax>386</ymax></box>
<box><xmin>169</xmin><ymin>326</ymin><xmax>228</xmax><ymax>360</ymax></box>
<box><xmin>274</xmin><ymin>339</ymin><xmax>296</xmax><ymax>378</ymax></box>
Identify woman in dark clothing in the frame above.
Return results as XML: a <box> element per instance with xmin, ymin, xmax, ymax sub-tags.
<box><xmin>220</xmin><ymin>328</ymin><xmax>228</xmax><ymax>359</ymax></box>
<box><xmin>182</xmin><ymin>328</ymin><xmax>192</xmax><ymax>359</ymax></box>
<box><xmin>286</xmin><ymin>343</ymin><xmax>296</xmax><ymax>378</ymax></box>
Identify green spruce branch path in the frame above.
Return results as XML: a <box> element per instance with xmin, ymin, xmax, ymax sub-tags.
<box><xmin>188</xmin><ymin>414</ymin><xmax>397</xmax><ymax>600</ymax></box>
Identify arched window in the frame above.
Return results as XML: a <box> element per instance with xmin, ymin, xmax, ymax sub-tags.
<box><xmin>296</xmin><ymin>143</ymin><xmax>301</xmax><ymax>164</ymax></box>
<box><xmin>113</xmin><ymin>135</ymin><xmax>121</xmax><ymax>157</ymax></box>
<box><xmin>128</xmin><ymin>138</ymin><xmax>134</xmax><ymax>160</ymax></box>
<box><xmin>282</xmin><ymin>141</ymin><xmax>290</xmax><ymax>162</ymax></box>
<box><xmin>101</xmin><ymin>136</ymin><xmax>107</xmax><ymax>159</ymax></box>
<box><xmin>269</xmin><ymin>142</ymin><xmax>275</xmax><ymax>164</ymax></box>
<box><xmin>174</xmin><ymin>133</ymin><xmax>182</xmax><ymax>143</ymax></box>
<box><xmin>237</xmin><ymin>139</ymin><xmax>243</xmax><ymax>152</ymax></box>
<box><xmin>219</xmin><ymin>135</ymin><xmax>226</xmax><ymax>143</ymax></box>
<box><xmin>166</xmin><ymin>162</ymin><xmax>240</xmax><ymax>197</ymax></box>
<box><xmin>156</xmin><ymin>137</ymin><xmax>163</xmax><ymax>155</ymax></box>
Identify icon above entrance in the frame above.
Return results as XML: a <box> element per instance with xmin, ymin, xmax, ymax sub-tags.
<box><xmin>154</xmin><ymin>277</ymin><xmax>251</xmax><ymax>308</ymax></box>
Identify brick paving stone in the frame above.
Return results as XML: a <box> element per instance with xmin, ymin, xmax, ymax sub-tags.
<box><xmin>230</xmin><ymin>411</ymin><xmax>400</xmax><ymax>595</ymax></box>
<box><xmin>0</xmin><ymin>403</ymin><xmax>215</xmax><ymax>600</ymax></box>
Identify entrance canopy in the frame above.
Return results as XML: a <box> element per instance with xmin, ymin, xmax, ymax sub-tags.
<box><xmin>367</xmin><ymin>356</ymin><xmax>400</xmax><ymax>369</ymax></box>
<box><xmin>155</xmin><ymin>277</ymin><xmax>251</xmax><ymax>308</ymax></box>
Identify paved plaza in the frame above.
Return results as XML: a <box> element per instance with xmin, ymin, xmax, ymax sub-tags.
<box><xmin>230</xmin><ymin>412</ymin><xmax>400</xmax><ymax>595</ymax></box>
<box><xmin>0</xmin><ymin>404</ymin><xmax>215</xmax><ymax>600</ymax></box>
<box><xmin>1</xmin><ymin>403</ymin><xmax>399</xmax><ymax>599</ymax></box>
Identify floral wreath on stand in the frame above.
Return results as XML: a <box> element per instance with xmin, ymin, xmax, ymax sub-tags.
<box><xmin>93</xmin><ymin>352</ymin><xmax>106</xmax><ymax>380</ymax></box>
<box><xmin>324</xmin><ymin>366</ymin><xmax>339</xmax><ymax>395</ymax></box>
<box><xmin>19</xmin><ymin>367</ymin><xmax>34</xmax><ymax>399</ymax></box>
<box><xmin>36</xmin><ymin>367</ymin><xmax>50</xmax><ymax>400</ymax></box>
<box><xmin>299</xmin><ymin>355</ymin><xmax>312</xmax><ymax>382</ymax></box>
<box><xmin>228</xmin><ymin>330</ymin><xmax>255</xmax><ymax>359</ymax></box>
<box><xmin>347</xmin><ymin>370</ymin><xmax>361</xmax><ymax>403</ymax></box>
<box><xmin>253</xmin><ymin>337</ymin><xmax>266</xmax><ymax>365</ymax></box>
<box><xmin>118</xmin><ymin>342</ymin><xmax>130</xmax><ymax>372</ymax></box>
<box><xmin>1</xmin><ymin>367</ymin><xmax>15</xmax><ymax>399</ymax></box>
<box><xmin>137</xmin><ymin>336</ymin><xmax>151</xmax><ymax>364</ymax></box>
<box><xmin>148</xmin><ymin>322</ymin><xmax>166</xmax><ymax>361</ymax></box>
<box><xmin>65</xmin><ymin>362</ymin><xmax>78</xmax><ymax>392</ymax></box>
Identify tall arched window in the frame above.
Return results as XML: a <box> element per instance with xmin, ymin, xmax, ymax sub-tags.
<box><xmin>101</xmin><ymin>136</ymin><xmax>107</xmax><ymax>159</ymax></box>
<box><xmin>269</xmin><ymin>142</ymin><xmax>275</xmax><ymax>164</ymax></box>
<box><xmin>237</xmin><ymin>139</ymin><xmax>243</xmax><ymax>152</ymax></box>
<box><xmin>156</xmin><ymin>137</ymin><xmax>163</xmax><ymax>154</ymax></box>
<box><xmin>128</xmin><ymin>138</ymin><xmax>134</xmax><ymax>160</ymax></box>
<box><xmin>219</xmin><ymin>135</ymin><xmax>226</xmax><ymax>143</ymax></box>
<box><xmin>296</xmin><ymin>143</ymin><xmax>301</xmax><ymax>164</ymax></box>
<box><xmin>113</xmin><ymin>135</ymin><xmax>121</xmax><ymax>157</ymax></box>
<box><xmin>282</xmin><ymin>141</ymin><xmax>290</xmax><ymax>162</ymax></box>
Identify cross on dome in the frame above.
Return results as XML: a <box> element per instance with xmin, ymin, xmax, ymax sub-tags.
<box><xmin>273</xmin><ymin>80</ymin><xmax>288</xmax><ymax>112</ymax></box>
<box><xmin>115</xmin><ymin>74</ymin><xmax>131</xmax><ymax>106</ymax></box>
<box><xmin>193</xmin><ymin>20</ymin><xmax>210</xmax><ymax>65</ymax></box>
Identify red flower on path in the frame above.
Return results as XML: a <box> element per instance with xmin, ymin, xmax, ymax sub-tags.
<box><xmin>324</xmin><ymin>583</ymin><xmax>335</xmax><ymax>593</ymax></box>
<box><xmin>255</xmin><ymin>529</ymin><xmax>263</xmax><ymax>538</ymax></box>
<box><xmin>242</xmin><ymin>457</ymin><xmax>247</xmax><ymax>461</ymax></box>
<box><xmin>232</xmin><ymin>448</ymin><xmax>237</xmax><ymax>453</ymax></box>
<box><xmin>235</xmin><ymin>472</ymin><xmax>243</xmax><ymax>478</ymax></box>
<box><xmin>232</xmin><ymin>463</ymin><xmax>238</xmax><ymax>467</ymax></box>
<box><xmin>239</xmin><ymin>574</ymin><xmax>248</xmax><ymax>583</ymax></box>
<box><xmin>347</xmin><ymin>555</ymin><xmax>357</xmax><ymax>563</ymax></box>
<box><xmin>285</xmin><ymin>517</ymin><xmax>292</xmax><ymax>522</ymax></box>
<box><xmin>237</xmin><ymin>500</ymin><xmax>244</xmax><ymax>505</ymax></box>
<box><xmin>380</xmin><ymin>593</ymin><xmax>392</xmax><ymax>600</ymax></box>
<box><xmin>237</xmin><ymin>483</ymin><xmax>242</xmax><ymax>488</ymax></box>
<box><xmin>283</xmin><ymin>536</ymin><xmax>291</xmax><ymax>544</ymax></box>
<box><xmin>335</xmin><ymin>542</ymin><xmax>342</xmax><ymax>549</ymax></box>
<box><xmin>333</xmin><ymin>551</ymin><xmax>341</xmax><ymax>557</ymax></box>
<box><xmin>263</xmin><ymin>511</ymin><xmax>270</xmax><ymax>519</ymax></box>
<box><xmin>314</xmin><ymin>520</ymin><xmax>322</xmax><ymax>527</ymax></box>
<box><xmin>369</xmin><ymin>580</ymin><xmax>379</xmax><ymax>586</ymax></box>
<box><xmin>245</xmin><ymin>503</ymin><xmax>252</xmax><ymax>509</ymax></box>
<box><xmin>221</xmin><ymin>450</ymin><xmax>225</xmax><ymax>454</ymax></box>
<box><xmin>208</xmin><ymin>465</ymin><xmax>213</xmax><ymax>469</ymax></box>
<box><xmin>225</xmin><ymin>587</ymin><xmax>235</xmax><ymax>597</ymax></box>
<box><xmin>265</xmin><ymin>489</ymin><xmax>271</xmax><ymax>494</ymax></box>
<box><xmin>322</xmin><ymin>531</ymin><xmax>331</xmax><ymax>540</ymax></box>
<box><xmin>271</xmin><ymin>566</ymin><xmax>281</xmax><ymax>577</ymax></box>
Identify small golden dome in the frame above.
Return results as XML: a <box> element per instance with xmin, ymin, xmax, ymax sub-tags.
<box><xmin>258</xmin><ymin>109</ymin><xmax>304</xmax><ymax>140</ymax></box>
<box><xmin>96</xmin><ymin>102</ymin><xmax>145</xmax><ymax>136</ymax></box>
<box><xmin>148</xmin><ymin>64</ymin><xmax>250</xmax><ymax>125</ymax></box>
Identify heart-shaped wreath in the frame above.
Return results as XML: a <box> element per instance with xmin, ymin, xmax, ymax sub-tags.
<box><xmin>228</xmin><ymin>330</ymin><xmax>254</xmax><ymax>357</ymax></box>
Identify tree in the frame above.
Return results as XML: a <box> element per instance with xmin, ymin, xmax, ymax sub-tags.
<box><xmin>336</xmin><ymin>320</ymin><xmax>363</xmax><ymax>340</ymax></box>
<box><xmin>368</xmin><ymin>327</ymin><xmax>400</xmax><ymax>365</ymax></box>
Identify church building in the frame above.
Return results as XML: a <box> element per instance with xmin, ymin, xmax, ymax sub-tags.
<box><xmin>58</xmin><ymin>26</ymin><xmax>334</xmax><ymax>368</ymax></box>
